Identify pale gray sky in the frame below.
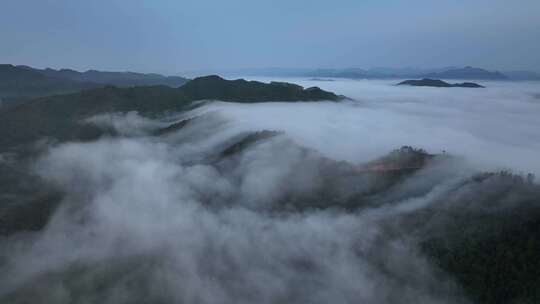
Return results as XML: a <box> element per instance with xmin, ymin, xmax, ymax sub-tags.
<box><xmin>1</xmin><ymin>0</ymin><xmax>539</xmax><ymax>74</ymax></box>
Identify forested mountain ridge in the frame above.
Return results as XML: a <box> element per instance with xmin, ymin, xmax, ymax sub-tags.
<box><xmin>0</xmin><ymin>75</ymin><xmax>342</xmax><ymax>151</ymax></box>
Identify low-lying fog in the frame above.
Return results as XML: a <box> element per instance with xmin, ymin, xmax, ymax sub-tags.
<box><xmin>1</xmin><ymin>78</ymin><xmax>539</xmax><ymax>303</ymax></box>
<box><xmin>239</xmin><ymin>77</ymin><xmax>540</xmax><ymax>175</ymax></box>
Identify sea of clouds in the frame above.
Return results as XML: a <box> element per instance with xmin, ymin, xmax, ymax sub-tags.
<box><xmin>237</xmin><ymin>77</ymin><xmax>540</xmax><ymax>175</ymax></box>
<box><xmin>1</xmin><ymin>78</ymin><xmax>538</xmax><ymax>303</ymax></box>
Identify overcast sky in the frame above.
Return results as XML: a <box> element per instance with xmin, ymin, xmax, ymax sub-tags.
<box><xmin>1</xmin><ymin>0</ymin><xmax>539</xmax><ymax>74</ymax></box>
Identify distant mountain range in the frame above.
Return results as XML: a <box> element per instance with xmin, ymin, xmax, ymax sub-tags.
<box><xmin>0</xmin><ymin>64</ymin><xmax>189</xmax><ymax>101</ymax></box>
<box><xmin>0</xmin><ymin>64</ymin><xmax>98</xmax><ymax>101</ymax></box>
<box><xmin>18</xmin><ymin>65</ymin><xmax>189</xmax><ymax>87</ymax></box>
<box><xmin>422</xmin><ymin>66</ymin><xmax>507</xmax><ymax>80</ymax></box>
<box><xmin>190</xmin><ymin>66</ymin><xmax>540</xmax><ymax>81</ymax></box>
<box><xmin>1</xmin><ymin>63</ymin><xmax>538</xmax><ymax>109</ymax></box>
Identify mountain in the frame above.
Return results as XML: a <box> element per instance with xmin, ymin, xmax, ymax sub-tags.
<box><xmin>0</xmin><ymin>64</ymin><xmax>189</xmax><ymax>102</ymax></box>
<box><xmin>180</xmin><ymin>75</ymin><xmax>341</xmax><ymax>101</ymax></box>
<box><xmin>20</xmin><ymin>66</ymin><xmax>189</xmax><ymax>87</ymax></box>
<box><xmin>0</xmin><ymin>64</ymin><xmax>101</xmax><ymax>99</ymax></box>
<box><xmin>0</xmin><ymin>75</ymin><xmax>342</xmax><ymax>151</ymax></box>
<box><xmin>422</xmin><ymin>66</ymin><xmax>508</xmax><ymax>80</ymax></box>
<box><xmin>397</xmin><ymin>78</ymin><xmax>485</xmax><ymax>88</ymax></box>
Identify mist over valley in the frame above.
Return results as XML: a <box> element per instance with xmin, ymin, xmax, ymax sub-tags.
<box><xmin>1</xmin><ymin>76</ymin><xmax>540</xmax><ymax>303</ymax></box>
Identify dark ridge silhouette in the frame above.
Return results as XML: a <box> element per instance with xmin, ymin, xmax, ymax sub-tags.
<box><xmin>398</xmin><ymin>78</ymin><xmax>485</xmax><ymax>88</ymax></box>
<box><xmin>0</xmin><ymin>64</ymin><xmax>189</xmax><ymax>101</ymax></box>
<box><xmin>21</xmin><ymin>65</ymin><xmax>188</xmax><ymax>87</ymax></box>
<box><xmin>181</xmin><ymin>75</ymin><xmax>342</xmax><ymax>102</ymax></box>
<box><xmin>0</xmin><ymin>64</ymin><xmax>101</xmax><ymax>99</ymax></box>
